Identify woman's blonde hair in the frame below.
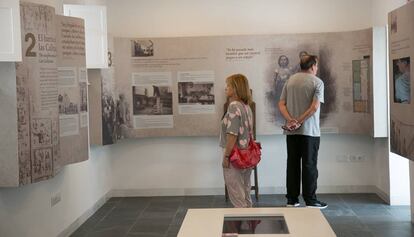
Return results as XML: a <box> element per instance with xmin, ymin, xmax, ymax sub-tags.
<box><xmin>226</xmin><ymin>74</ymin><xmax>252</xmax><ymax>105</ymax></box>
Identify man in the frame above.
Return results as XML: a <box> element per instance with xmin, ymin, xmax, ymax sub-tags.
<box><xmin>394</xmin><ymin>57</ymin><xmax>410</xmax><ymax>104</ymax></box>
<box><xmin>116</xmin><ymin>93</ymin><xmax>130</xmax><ymax>139</ymax></box>
<box><xmin>278</xmin><ymin>55</ymin><xmax>327</xmax><ymax>209</ymax></box>
<box><xmin>292</xmin><ymin>51</ymin><xmax>308</xmax><ymax>73</ymax></box>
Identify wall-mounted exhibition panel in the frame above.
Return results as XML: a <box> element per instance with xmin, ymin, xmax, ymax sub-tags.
<box><xmin>64</xmin><ymin>4</ymin><xmax>108</xmax><ymax>69</ymax></box>
<box><xmin>93</xmin><ymin>28</ymin><xmax>376</xmax><ymax>144</ymax></box>
<box><xmin>0</xmin><ymin>2</ymin><xmax>89</xmax><ymax>187</ymax></box>
<box><xmin>98</xmin><ymin>35</ymin><xmax>115</xmax><ymax>145</ymax></box>
<box><xmin>0</xmin><ymin>0</ymin><xmax>22</xmax><ymax>61</ymax></box>
<box><xmin>56</xmin><ymin>15</ymin><xmax>89</xmax><ymax>168</ymax></box>
<box><xmin>389</xmin><ymin>1</ymin><xmax>414</xmax><ymax>161</ymax></box>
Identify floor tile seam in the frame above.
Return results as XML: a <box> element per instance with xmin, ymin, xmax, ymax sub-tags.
<box><xmin>95</xmin><ymin>208</ymin><xmax>142</xmax><ymax>225</ymax></box>
<box><xmin>93</xmin><ymin>204</ymin><xmax>118</xmax><ymax>223</ymax></box>
<box><xmin>90</xmin><ymin>221</ymin><xmax>138</xmax><ymax>235</ymax></box>
<box><xmin>83</xmin><ymin>226</ymin><xmax>131</xmax><ymax>237</ymax></box>
<box><xmin>326</xmin><ymin>217</ymin><xmax>369</xmax><ymax>227</ymax></box>
<box><xmin>354</xmin><ymin>215</ymin><xmax>392</xmax><ymax>231</ymax></box>
<box><xmin>165</xmin><ymin>198</ymin><xmax>188</xmax><ymax>236</ymax></box>
<box><xmin>124</xmin><ymin>231</ymin><xmax>166</xmax><ymax>237</ymax></box>
<box><xmin>165</xmin><ymin>223</ymin><xmax>181</xmax><ymax>237</ymax></box>
<box><xmin>164</xmin><ymin>198</ymin><xmax>186</xmax><ymax>235</ymax></box>
<box><xmin>330</xmin><ymin>207</ymin><xmax>357</xmax><ymax>216</ymax></box>
<box><xmin>352</xmin><ymin>207</ymin><xmax>393</xmax><ymax>217</ymax></box>
<box><xmin>125</xmin><ymin>199</ymin><xmax>153</xmax><ymax>235</ymax></box>
<box><xmin>165</xmin><ymin>223</ymin><xmax>175</xmax><ymax>233</ymax></box>
<box><xmin>338</xmin><ymin>193</ymin><xmax>366</xmax><ymax>207</ymax></box>
<box><xmin>340</xmin><ymin>195</ymin><xmax>358</xmax><ymax>210</ymax></box>
<box><xmin>148</xmin><ymin>200</ymin><xmax>183</xmax><ymax>210</ymax></box>
<box><xmin>109</xmin><ymin>198</ymin><xmax>123</xmax><ymax>206</ymax></box>
<box><xmin>388</xmin><ymin>211</ymin><xmax>411</xmax><ymax>219</ymax></box>
<box><xmin>144</xmin><ymin>208</ymin><xmax>180</xmax><ymax>214</ymax></box>
<box><xmin>211</xmin><ymin>196</ymin><xmax>220</xmax><ymax>207</ymax></box>
<box><xmin>81</xmin><ymin>204</ymin><xmax>118</xmax><ymax>237</ymax></box>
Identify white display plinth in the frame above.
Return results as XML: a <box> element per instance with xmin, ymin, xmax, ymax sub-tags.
<box><xmin>178</xmin><ymin>208</ymin><xmax>336</xmax><ymax>237</ymax></box>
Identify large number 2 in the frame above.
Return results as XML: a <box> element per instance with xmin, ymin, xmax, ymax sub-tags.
<box><xmin>25</xmin><ymin>33</ymin><xmax>36</xmax><ymax>57</ymax></box>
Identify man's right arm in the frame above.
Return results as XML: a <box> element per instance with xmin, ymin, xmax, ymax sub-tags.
<box><xmin>278</xmin><ymin>99</ymin><xmax>298</xmax><ymax>128</ymax></box>
<box><xmin>279</xmin><ymin>83</ymin><xmax>299</xmax><ymax>129</ymax></box>
<box><xmin>278</xmin><ymin>99</ymin><xmax>293</xmax><ymax>122</ymax></box>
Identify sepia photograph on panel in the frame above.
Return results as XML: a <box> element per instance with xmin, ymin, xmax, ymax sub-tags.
<box><xmin>132</xmin><ymin>85</ymin><xmax>173</xmax><ymax>116</ymax></box>
<box><xmin>393</xmin><ymin>57</ymin><xmax>411</xmax><ymax>104</ymax></box>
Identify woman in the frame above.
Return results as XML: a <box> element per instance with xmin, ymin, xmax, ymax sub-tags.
<box><xmin>220</xmin><ymin>74</ymin><xmax>254</xmax><ymax>208</ymax></box>
<box><xmin>274</xmin><ymin>55</ymin><xmax>293</xmax><ymax>124</ymax></box>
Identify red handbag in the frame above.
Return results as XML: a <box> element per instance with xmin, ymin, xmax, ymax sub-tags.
<box><xmin>229</xmin><ymin>135</ymin><xmax>261</xmax><ymax>169</ymax></box>
<box><xmin>229</xmin><ymin>105</ymin><xmax>262</xmax><ymax>169</ymax></box>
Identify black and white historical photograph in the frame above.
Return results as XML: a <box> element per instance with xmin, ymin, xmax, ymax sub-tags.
<box><xmin>132</xmin><ymin>85</ymin><xmax>173</xmax><ymax>115</ymax></box>
<box><xmin>178</xmin><ymin>82</ymin><xmax>215</xmax><ymax>105</ymax></box>
<box><xmin>31</xmin><ymin>148</ymin><xmax>53</xmax><ymax>181</ymax></box>
<box><xmin>116</xmin><ymin>93</ymin><xmax>131</xmax><ymax>139</ymax></box>
<box><xmin>17</xmin><ymin>106</ymin><xmax>28</xmax><ymax>125</ymax></box>
<box><xmin>101</xmin><ymin>93</ymin><xmax>116</xmax><ymax>145</ymax></box>
<box><xmin>131</xmin><ymin>40</ymin><xmax>154</xmax><ymax>57</ymax></box>
<box><xmin>390</xmin><ymin>12</ymin><xmax>398</xmax><ymax>34</ymax></box>
<box><xmin>58</xmin><ymin>92</ymin><xmax>79</xmax><ymax>114</ymax></box>
<box><xmin>79</xmin><ymin>82</ymin><xmax>88</xmax><ymax>112</ymax></box>
<box><xmin>31</xmin><ymin>118</ymin><xmax>52</xmax><ymax>147</ymax></box>
<box><xmin>393</xmin><ymin>57</ymin><xmax>411</xmax><ymax>104</ymax></box>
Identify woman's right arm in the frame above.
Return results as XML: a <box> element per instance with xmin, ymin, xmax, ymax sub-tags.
<box><xmin>223</xmin><ymin>134</ymin><xmax>237</xmax><ymax>168</ymax></box>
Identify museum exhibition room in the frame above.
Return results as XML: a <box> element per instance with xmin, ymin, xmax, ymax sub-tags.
<box><xmin>1</xmin><ymin>0</ymin><xmax>414</xmax><ymax>236</ymax></box>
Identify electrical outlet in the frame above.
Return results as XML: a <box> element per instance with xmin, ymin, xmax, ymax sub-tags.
<box><xmin>51</xmin><ymin>192</ymin><xmax>61</xmax><ymax>207</ymax></box>
<box><xmin>349</xmin><ymin>155</ymin><xmax>366</xmax><ymax>162</ymax></box>
<box><xmin>337</xmin><ymin>155</ymin><xmax>366</xmax><ymax>162</ymax></box>
<box><xmin>356</xmin><ymin>155</ymin><xmax>366</xmax><ymax>162</ymax></box>
<box><xmin>336</xmin><ymin>155</ymin><xmax>348</xmax><ymax>162</ymax></box>
<box><xmin>336</xmin><ymin>155</ymin><xmax>346</xmax><ymax>162</ymax></box>
<box><xmin>349</xmin><ymin>155</ymin><xmax>357</xmax><ymax>162</ymax></box>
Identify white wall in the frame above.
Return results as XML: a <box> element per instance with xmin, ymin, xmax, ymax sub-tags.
<box><xmin>410</xmin><ymin>160</ymin><xmax>414</xmax><ymax>221</ymax></box>
<box><xmin>112</xmin><ymin>135</ymin><xmax>377</xmax><ymax>196</ymax></box>
<box><xmin>389</xmin><ymin>153</ymin><xmax>410</xmax><ymax>205</ymax></box>
<box><xmin>372</xmin><ymin>0</ymin><xmax>407</xmax><ymax>26</ymax></box>
<box><xmin>105</xmin><ymin>0</ymin><xmax>379</xmax><ymax>197</ymax></box>
<box><xmin>0</xmin><ymin>145</ymin><xmax>112</xmax><ymax>237</ymax></box>
<box><xmin>373</xmin><ymin>138</ymin><xmax>391</xmax><ymax>202</ymax></box>
<box><xmin>107</xmin><ymin>0</ymin><xmax>373</xmax><ymax>38</ymax></box>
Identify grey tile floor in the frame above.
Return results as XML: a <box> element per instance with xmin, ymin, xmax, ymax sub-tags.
<box><xmin>70</xmin><ymin>194</ymin><xmax>413</xmax><ymax>237</ymax></box>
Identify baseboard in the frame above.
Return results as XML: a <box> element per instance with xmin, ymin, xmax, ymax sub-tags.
<box><xmin>58</xmin><ymin>191</ymin><xmax>111</xmax><ymax>237</ymax></box>
<box><xmin>111</xmin><ymin>187</ymin><xmax>225</xmax><ymax>196</ymax></box>
<box><xmin>111</xmin><ymin>185</ymin><xmax>383</xmax><ymax>197</ymax></box>
<box><xmin>373</xmin><ymin>186</ymin><xmax>390</xmax><ymax>204</ymax></box>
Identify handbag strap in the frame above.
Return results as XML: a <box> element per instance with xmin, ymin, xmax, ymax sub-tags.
<box><xmin>241</xmin><ymin>103</ymin><xmax>254</xmax><ymax>141</ymax></box>
<box><xmin>230</xmin><ymin>101</ymin><xmax>254</xmax><ymax>142</ymax></box>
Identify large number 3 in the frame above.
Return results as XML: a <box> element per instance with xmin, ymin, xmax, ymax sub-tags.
<box><xmin>25</xmin><ymin>33</ymin><xmax>36</xmax><ymax>57</ymax></box>
<box><xmin>108</xmin><ymin>51</ymin><xmax>112</xmax><ymax>67</ymax></box>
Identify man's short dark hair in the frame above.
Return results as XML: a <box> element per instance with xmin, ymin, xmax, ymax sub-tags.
<box><xmin>300</xmin><ymin>55</ymin><xmax>318</xmax><ymax>71</ymax></box>
<box><xmin>398</xmin><ymin>57</ymin><xmax>410</xmax><ymax>64</ymax></box>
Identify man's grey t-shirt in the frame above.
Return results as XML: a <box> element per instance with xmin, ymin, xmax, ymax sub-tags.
<box><xmin>280</xmin><ymin>72</ymin><xmax>324</xmax><ymax>137</ymax></box>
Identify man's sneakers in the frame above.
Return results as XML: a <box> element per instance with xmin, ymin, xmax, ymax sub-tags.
<box><xmin>305</xmin><ymin>200</ymin><xmax>328</xmax><ymax>209</ymax></box>
<box><xmin>286</xmin><ymin>199</ymin><xmax>300</xmax><ymax>207</ymax></box>
<box><xmin>286</xmin><ymin>199</ymin><xmax>328</xmax><ymax>209</ymax></box>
